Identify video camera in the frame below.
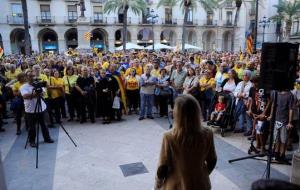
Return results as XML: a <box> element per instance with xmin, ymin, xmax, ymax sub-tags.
<box><xmin>32</xmin><ymin>78</ymin><xmax>47</xmax><ymax>94</ymax></box>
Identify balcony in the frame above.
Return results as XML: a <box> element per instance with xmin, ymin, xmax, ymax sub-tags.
<box><xmin>90</xmin><ymin>16</ymin><xmax>107</xmax><ymax>25</ymax></box>
<box><xmin>223</xmin><ymin>20</ymin><xmax>234</xmax><ymax>27</ymax></box>
<box><xmin>202</xmin><ymin>20</ymin><xmax>218</xmax><ymax>26</ymax></box>
<box><xmin>90</xmin><ymin>0</ymin><xmax>106</xmax><ymax>3</ymax></box>
<box><xmin>37</xmin><ymin>16</ymin><xmax>55</xmax><ymax>25</ymax></box>
<box><xmin>7</xmin><ymin>16</ymin><xmax>24</xmax><ymax>25</ymax></box>
<box><xmin>184</xmin><ymin>19</ymin><xmax>199</xmax><ymax>26</ymax></box>
<box><xmin>162</xmin><ymin>18</ymin><xmax>177</xmax><ymax>25</ymax></box>
<box><xmin>115</xmin><ymin>17</ymin><xmax>132</xmax><ymax>25</ymax></box>
<box><xmin>64</xmin><ymin>16</ymin><xmax>78</xmax><ymax>25</ymax></box>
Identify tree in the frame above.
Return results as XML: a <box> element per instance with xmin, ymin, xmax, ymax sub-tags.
<box><xmin>158</xmin><ymin>0</ymin><xmax>219</xmax><ymax>51</ymax></box>
<box><xmin>21</xmin><ymin>0</ymin><xmax>31</xmax><ymax>55</ymax></box>
<box><xmin>104</xmin><ymin>0</ymin><xmax>147</xmax><ymax>50</ymax></box>
<box><xmin>271</xmin><ymin>0</ymin><xmax>300</xmax><ymax>41</ymax></box>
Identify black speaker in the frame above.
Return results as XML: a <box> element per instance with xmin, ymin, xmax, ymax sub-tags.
<box><xmin>259</xmin><ymin>42</ymin><xmax>298</xmax><ymax>92</ymax></box>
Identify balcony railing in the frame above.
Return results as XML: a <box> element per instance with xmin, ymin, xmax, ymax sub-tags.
<box><xmin>64</xmin><ymin>16</ymin><xmax>78</xmax><ymax>25</ymax></box>
<box><xmin>115</xmin><ymin>17</ymin><xmax>132</xmax><ymax>24</ymax></box>
<box><xmin>184</xmin><ymin>19</ymin><xmax>199</xmax><ymax>25</ymax></box>
<box><xmin>90</xmin><ymin>0</ymin><xmax>106</xmax><ymax>3</ymax></box>
<box><xmin>36</xmin><ymin>16</ymin><xmax>55</xmax><ymax>25</ymax></box>
<box><xmin>90</xmin><ymin>16</ymin><xmax>107</xmax><ymax>25</ymax></box>
<box><xmin>223</xmin><ymin>20</ymin><xmax>233</xmax><ymax>27</ymax></box>
<box><xmin>7</xmin><ymin>16</ymin><xmax>24</xmax><ymax>25</ymax></box>
<box><xmin>201</xmin><ymin>20</ymin><xmax>218</xmax><ymax>26</ymax></box>
<box><xmin>162</xmin><ymin>18</ymin><xmax>177</xmax><ymax>25</ymax></box>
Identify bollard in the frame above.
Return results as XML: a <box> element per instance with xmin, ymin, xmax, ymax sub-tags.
<box><xmin>291</xmin><ymin>150</ymin><xmax>300</xmax><ymax>185</ymax></box>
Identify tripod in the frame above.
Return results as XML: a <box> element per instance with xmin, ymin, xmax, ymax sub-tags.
<box><xmin>228</xmin><ymin>91</ymin><xmax>290</xmax><ymax>179</ymax></box>
<box><xmin>24</xmin><ymin>91</ymin><xmax>77</xmax><ymax>168</ymax></box>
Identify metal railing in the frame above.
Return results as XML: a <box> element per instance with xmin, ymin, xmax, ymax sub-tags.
<box><xmin>36</xmin><ymin>16</ymin><xmax>55</xmax><ymax>25</ymax></box>
<box><xmin>90</xmin><ymin>16</ymin><xmax>107</xmax><ymax>25</ymax></box>
<box><xmin>114</xmin><ymin>17</ymin><xmax>132</xmax><ymax>24</ymax></box>
<box><xmin>199</xmin><ymin>19</ymin><xmax>218</xmax><ymax>26</ymax></box>
<box><xmin>184</xmin><ymin>19</ymin><xmax>199</xmax><ymax>26</ymax></box>
<box><xmin>64</xmin><ymin>16</ymin><xmax>78</xmax><ymax>25</ymax></box>
<box><xmin>7</xmin><ymin>16</ymin><xmax>24</xmax><ymax>25</ymax></box>
<box><xmin>90</xmin><ymin>0</ymin><xmax>106</xmax><ymax>3</ymax></box>
<box><xmin>162</xmin><ymin>18</ymin><xmax>177</xmax><ymax>25</ymax></box>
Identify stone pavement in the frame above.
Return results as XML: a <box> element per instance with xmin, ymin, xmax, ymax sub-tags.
<box><xmin>0</xmin><ymin>115</ymin><xmax>292</xmax><ymax>190</ymax></box>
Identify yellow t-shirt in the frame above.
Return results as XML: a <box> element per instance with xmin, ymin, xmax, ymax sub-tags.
<box><xmin>38</xmin><ymin>74</ymin><xmax>49</xmax><ymax>98</ymax></box>
<box><xmin>5</xmin><ymin>71</ymin><xmax>20</xmax><ymax>81</ymax></box>
<box><xmin>63</xmin><ymin>75</ymin><xmax>78</xmax><ymax>94</ymax></box>
<box><xmin>234</xmin><ymin>66</ymin><xmax>244</xmax><ymax>80</ymax></box>
<box><xmin>125</xmin><ymin>67</ymin><xmax>143</xmax><ymax>76</ymax></box>
<box><xmin>48</xmin><ymin>77</ymin><xmax>64</xmax><ymax>99</ymax></box>
<box><xmin>151</xmin><ymin>69</ymin><xmax>160</xmax><ymax>78</ymax></box>
<box><xmin>12</xmin><ymin>81</ymin><xmax>24</xmax><ymax>95</ymax></box>
<box><xmin>199</xmin><ymin>77</ymin><xmax>216</xmax><ymax>91</ymax></box>
<box><xmin>126</xmin><ymin>76</ymin><xmax>139</xmax><ymax>90</ymax></box>
<box><xmin>102</xmin><ymin>61</ymin><xmax>110</xmax><ymax>70</ymax></box>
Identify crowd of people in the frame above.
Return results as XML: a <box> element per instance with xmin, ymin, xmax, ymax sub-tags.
<box><xmin>0</xmin><ymin>49</ymin><xmax>299</xmax><ymax>160</ymax></box>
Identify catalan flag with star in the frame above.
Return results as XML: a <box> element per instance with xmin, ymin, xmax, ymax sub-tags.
<box><xmin>246</xmin><ymin>23</ymin><xmax>254</xmax><ymax>55</ymax></box>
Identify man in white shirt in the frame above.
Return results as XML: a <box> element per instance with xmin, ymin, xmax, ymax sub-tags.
<box><xmin>139</xmin><ymin>64</ymin><xmax>157</xmax><ymax>120</ymax></box>
<box><xmin>233</xmin><ymin>70</ymin><xmax>253</xmax><ymax>135</ymax></box>
<box><xmin>20</xmin><ymin>70</ymin><xmax>54</xmax><ymax>148</ymax></box>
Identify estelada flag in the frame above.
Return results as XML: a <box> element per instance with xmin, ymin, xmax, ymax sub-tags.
<box><xmin>0</xmin><ymin>46</ymin><xmax>3</xmax><ymax>58</ymax></box>
<box><xmin>84</xmin><ymin>32</ymin><xmax>92</xmax><ymax>41</ymax></box>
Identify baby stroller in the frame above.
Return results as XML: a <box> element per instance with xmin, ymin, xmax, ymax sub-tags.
<box><xmin>207</xmin><ymin>91</ymin><xmax>235</xmax><ymax>137</ymax></box>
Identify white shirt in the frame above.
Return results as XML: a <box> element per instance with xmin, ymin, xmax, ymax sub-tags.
<box><xmin>20</xmin><ymin>83</ymin><xmax>47</xmax><ymax>113</ymax></box>
<box><xmin>223</xmin><ymin>80</ymin><xmax>236</xmax><ymax>93</ymax></box>
<box><xmin>233</xmin><ymin>80</ymin><xmax>253</xmax><ymax>104</ymax></box>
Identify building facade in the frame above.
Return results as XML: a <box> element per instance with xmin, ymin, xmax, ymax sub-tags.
<box><xmin>0</xmin><ymin>0</ymin><xmax>277</xmax><ymax>54</ymax></box>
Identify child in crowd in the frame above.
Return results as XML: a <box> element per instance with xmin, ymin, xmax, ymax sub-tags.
<box><xmin>208</xmin><ymin>95</ymin><xmax>226</xmax><ymax>125</ymax></box>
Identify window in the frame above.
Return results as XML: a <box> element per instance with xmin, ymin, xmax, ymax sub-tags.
<box><xmin>11</xmin><ymin>3</ymin><xmax>23</xmax><ymax>24</ymax></box>
<box><xmin>292</xmin><ymin>20</ymin><xmax>299</xmax><ymax>34</ymax></box>
<box><xmin>187</xmin><ymin>8</ymin><xmax>193</xmax><ymax>24</ymax></box>
<box><xmin>207</xmin><ymin>11</ymin><xmax>213</xmax><ymax>25</ymax></box>
<box><xmin>165</xmin><ymin>7</ymin><xmax>172</xmax><ymax>24</ymax></box>
<box><xmin>93</xmin><ymin>6</ymin><xmax>103</xmax><ymax>22</ymax></box>
<box><xmin>68</xmin><ymin>5</ymin><xmax>77</xmax><ymax>21</ymax></box>
<box><xmin>226</xmin><ymin>11</ymin><xmax>232</xmax><ymax>25</ymax></box>
<box><xmin>40</xmin><ymin>5</ymin><xmax>51</xmax><ymax>21</ymax></box>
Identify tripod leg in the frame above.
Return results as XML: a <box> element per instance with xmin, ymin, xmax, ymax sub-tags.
<box><xmin>228</xmin><ymin>153</ymin><xmax>266</xmax><ymax>163</ymax></box>
<box><xmin>36</xmin><ymin>113</ymin><xmax>40</xmax><ymax>169</ymax></box>
<box><xmin>24</xmin><ymin>133</ymin><xmax>29</xmax><ymax>149</ymax></box>
<box><xmin>58</xmin><ymin>123</ymin><xmax>77</xmax><ymax>147</ymax></box>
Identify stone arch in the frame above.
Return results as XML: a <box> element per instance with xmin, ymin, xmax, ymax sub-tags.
<box><xmin>137</xmin><ymin>28</ymin><xmax>153</xmax><ymax>46</ymax></box>
<box><xmin>186</xmin><ymin>30</ymin><xmax>197</xmax><ymax>46</ymax></box>
<box><xmin>115</xmin><ymin>28</ymin><xmax>131</xmax><ymax>47</ymax></box>
<box><xmin>160</xmin><ymin>29</ymin><xmax>177</xmax><ymax>46</ymax></box>
<box><xmin>222</xmin><ymin>30</ymin><xmax>233</xmax><ymax>51</ymax></box>
<box><xmin>38</xmin><ymin>28</ymin><xmax>59</xmax><ymax>53</ymax></box>
<box><xmin>202</xmin><ymin>30</ymin><xmax>216</xmax><ymax>51</ymax></box>
<box><xmin>90</xmin><ymin>28</ymin><xmax>108</xmax><ymax>50</ymax></box>
<box><xmin>10</xmin><ymin>28</ymin><xmax>31</xmax><ymax>54</ymax></box>
<box><xmin>65</xmin><ymin>28</ymin><xmax>78</xmax><ymax>49</ymax></box>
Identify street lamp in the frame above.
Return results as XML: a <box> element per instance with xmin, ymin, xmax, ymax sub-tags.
<box><xmin>147</xmin><ymin>9</ymin><xmax>158</xmax><ymax>51</ymax></box>
<box><xmin>259</xmin><ymin>16</ymin><xmax>270</xmax><ymax>43</ymax></box>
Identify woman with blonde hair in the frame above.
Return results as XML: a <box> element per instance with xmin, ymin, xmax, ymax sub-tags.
<box><xmin>155</xmin><ymin>95</ymin><xmax>217</xmax><ymax>190</ymax></box>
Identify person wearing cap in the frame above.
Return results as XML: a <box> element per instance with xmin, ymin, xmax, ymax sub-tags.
<box><xmin>233</xmin><ymin>70</ymin><xmax>253</xmax><ymax>135</ymax></box>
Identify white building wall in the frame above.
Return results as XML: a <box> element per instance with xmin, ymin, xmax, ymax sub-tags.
<box><xmin>0</xmin><ymin>0</ymin><xmax>276</xmax><ymax>54</ymax></box>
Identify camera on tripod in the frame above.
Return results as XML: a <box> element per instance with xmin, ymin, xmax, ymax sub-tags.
<box><xmin>32</xmin><ymin>79</ymin><xmax>47</xmax><ymax>94</ymax></box>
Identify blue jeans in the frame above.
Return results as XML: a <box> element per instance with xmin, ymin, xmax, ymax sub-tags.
<box><xmin>236</xmin><ymin>101</ymin><xmax>253</xmax><ymax>132</ymax></box>
<box><xmin>140</xmin><ymin>93</ymin><xmax>154</xmax><ymax>117</ymax></box>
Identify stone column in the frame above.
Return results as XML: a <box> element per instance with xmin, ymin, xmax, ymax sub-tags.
<box><xmin>77</xmin><ymin>17</ymin><xmax>91</xmax><ymax>51</ymax></box>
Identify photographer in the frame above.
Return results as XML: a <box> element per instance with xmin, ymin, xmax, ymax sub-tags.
<box><xmin>75</xmin><ymin>66</ymin><xmax>96</xmax><ymax>123</ymax></box>
<box><xmin>20</xmin><ymin>70</ymin><xmax>54</xmax><ymax>148</ymax></box>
